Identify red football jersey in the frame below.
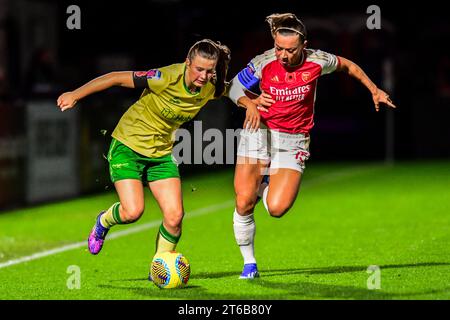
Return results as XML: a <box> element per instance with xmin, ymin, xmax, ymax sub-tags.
<box><xmin>238</xmin><ymin>48</ymin><xmax>340</xmax><ymax>134</ymax></box>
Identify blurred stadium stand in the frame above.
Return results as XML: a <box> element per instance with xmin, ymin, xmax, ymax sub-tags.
<box><xmin>0</xmin><ymin>0</ymin><xmax>449</xmax><ymax>209</ymax></box>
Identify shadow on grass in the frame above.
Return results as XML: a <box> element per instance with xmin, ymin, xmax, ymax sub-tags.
<box><xmin>99</xmin><ymin>262</ymin><xmax>450</xmax><ymax>300</ymax></box>
<box><xmin>259</xmin><ymin>262</ymin><xmax>450</xmax><ymax>277</ymax></box>
<box><xmin>190</xmin><ymin>262</ymin><xmax>450</xmax><ymax>279</ymax></box>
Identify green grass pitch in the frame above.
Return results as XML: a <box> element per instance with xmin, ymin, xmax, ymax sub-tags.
<box><xmin>0</xmin><ymin>161</ymin><xmax>449</xmax><ymax>300</ymax></box>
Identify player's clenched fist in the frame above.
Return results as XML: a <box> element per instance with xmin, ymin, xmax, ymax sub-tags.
<box><xmin>57</xmin><ymin>92</ymin><xmax>78</xmax><ymax>111</ymax></box>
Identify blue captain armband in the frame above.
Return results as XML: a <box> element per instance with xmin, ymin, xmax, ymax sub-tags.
<box><xmin>237</xmin><ymin>64</ymin><xmax>260</xmax><ymax>93</ymax></box>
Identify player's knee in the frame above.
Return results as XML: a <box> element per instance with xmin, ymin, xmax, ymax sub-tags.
<box><xmin>164</xmin><ymin>210</ymin><xmax>184</xmax><ymax>231</ymax></box>
<box><xmin>236</xmin><ymin>194</ymin><xmax>256</xmax><ymax>214</ymax></box>
<box><xmin>267</xmin><ymin>201</ymin><xmax>290</xmax><ymax>218</ymax></box>
<box><xmin>121</xmin><ymin>204</ymin><xmax>144</xmax><ymax>223</ymax></box>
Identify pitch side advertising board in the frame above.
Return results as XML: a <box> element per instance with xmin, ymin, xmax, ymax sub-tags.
<box><xmin>26</xmin><ymin>100</ymin><xmax>79</xmax><ymax>203</ymax></box>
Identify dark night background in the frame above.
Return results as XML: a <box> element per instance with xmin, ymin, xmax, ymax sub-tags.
<box><xmin>0</xmin><ymin>0</ymin><xmax>449</xmax><ymax>209</ymax></box>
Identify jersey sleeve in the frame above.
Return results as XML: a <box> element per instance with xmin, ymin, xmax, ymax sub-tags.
<box><xmin>309</xmin><ymin>49</ymin><xmax>340</xmax><ymax>75</ymax></box>
<box><xmin>132</xmin><ymin>69</ymin><xmax>168</xmax><ymax>94</ymax></box>
<box><xmin>234</xmin><ymin>49</ymin><xmax>275</xmax><ymax>95</ymax></box>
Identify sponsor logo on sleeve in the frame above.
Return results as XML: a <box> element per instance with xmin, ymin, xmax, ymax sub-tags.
<box><xmin>134</xmin><ymin>71</ymin><xmax>148</xmax><ymax>77</ymax></box>
<box><xmin>147</xmin><ymin>69</ymin><xmax>162</xmax><ymax>80</ymax></box>
<box><xmin>247</xmin><ymin>62</ymin><xmax>256</xmax><ymax>73</ymax></box>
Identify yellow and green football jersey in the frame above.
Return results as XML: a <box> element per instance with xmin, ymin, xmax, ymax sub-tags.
<box><xmin>112</xmin><ymin>63</ymin><xmax>216</xmax><ymax>158</ymax></box>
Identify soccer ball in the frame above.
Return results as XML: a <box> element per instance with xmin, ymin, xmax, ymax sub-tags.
<box><xmin>150</xmin><ymin>251</ymin><xmax>191</xmax><ymax>289</ymax></box>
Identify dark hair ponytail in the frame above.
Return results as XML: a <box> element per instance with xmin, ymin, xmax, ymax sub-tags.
<box><xmin>187</xmin><ymin>39</ymin><xmax>231</xmax><ymax>98</ymax></box>
<box><xmin>213</xmin><ymin>42</ymin><xmax>231</xmax><ymax>98</ymax></box>
<box><xmin>266</xmin><ymin>13</ymin><xmax>307</xmax><ymax>42</ymax></box>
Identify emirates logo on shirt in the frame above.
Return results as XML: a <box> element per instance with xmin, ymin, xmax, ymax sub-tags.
<box><xmin>269</xmin><ymin>85</ymin><xmax>311</xmax><ymax>102</ymax></box>
<box><xmin>301</xmin><ymin>72</ymin><xmax>311</xmax><ymax>82</ymax></box>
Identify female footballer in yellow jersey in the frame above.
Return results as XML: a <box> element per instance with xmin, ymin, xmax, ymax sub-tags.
<box><xmin>57</xmin><ymin>40</ymin><xmax>231</xmax><ymax>266</ymax></box>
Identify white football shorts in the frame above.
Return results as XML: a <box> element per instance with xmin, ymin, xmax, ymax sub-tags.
<box><xmin>236</xmin><ymin>126</ymin><xmax>310</xmax><ymax>173</ymax></box>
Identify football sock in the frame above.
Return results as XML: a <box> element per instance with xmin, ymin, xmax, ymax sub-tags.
<box><xmin>257</xmin><ymin>180</ymin><xmax>269</xmax><ymax>198</ymax></box>
<box><xmin>233</xmin><ymin>210</ymin><xmax>257</xmax><ymax>264</ymax></box>
<box><xmin>100</xmin><ymin>202</ymin><xmax>122</xmax><ymax>228</ymax></box>
<box><xmin>262</xmin><ymin>186</ymin><xmax>269</xmax><ymax>213</ymax></box>
<box><xmin>155</xmin><ymin>223</ymin><xmax>180</xmax><ymax>254</ymax></box>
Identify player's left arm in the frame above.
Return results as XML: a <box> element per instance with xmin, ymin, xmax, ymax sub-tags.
<box><xmin>336</xmin><ymin>56</ymin><xmax>397</xmax><ymax>112</ymax></box>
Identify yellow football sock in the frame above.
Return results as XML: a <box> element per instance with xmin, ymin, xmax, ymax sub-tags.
<box><xmin>155</xmin><ymin>223</ymin><xmax>180</xmax><ymax>254</ymax></box>
<box><xmin>100</xmin><ymin>202</ymin><xmax>122</xmax><ymax>228</ymax></box>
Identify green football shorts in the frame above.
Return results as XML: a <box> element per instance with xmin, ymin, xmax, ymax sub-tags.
<box><xmin>107</xmin><ymin>138</ymin><xmax>180</xmax><ymax>183</ymax></box>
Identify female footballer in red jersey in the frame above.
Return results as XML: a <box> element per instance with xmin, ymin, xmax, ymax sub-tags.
<box><xmin>57</xmin><ymin>40</ymin><xmax>231</xmax><ymax>279</ymax></box>
<box><xmin>227</xmin><ymin>13</ymin><xmax>397</xmax><ymax>278</ymax></box>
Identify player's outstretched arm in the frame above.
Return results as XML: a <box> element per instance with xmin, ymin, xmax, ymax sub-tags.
<box><xmin>57</xmin><ymin>71</ymin><xmax>134</xmax><ymax>111</ymax></box>
<box><xmin>336</xmin><ymin>57</ymin><xmax>397</xmax><ymax>112</ymax></box>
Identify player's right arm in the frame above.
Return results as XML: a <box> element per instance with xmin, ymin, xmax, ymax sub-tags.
<box><xmin>57</xmin><ymin>71</ymin><xmax>151</xmax><ymax>112</ymax></box>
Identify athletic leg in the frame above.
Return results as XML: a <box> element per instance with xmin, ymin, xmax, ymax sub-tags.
<box><xmin>260</xmin><ymin>130</ymin><xmax>310</xmax><ymax>218</ymax></box>
<box><xmin>149</xmin><ymin>177</ymin><xmax>184</xmax><ymax>254</ymax></box>
<box><xmin>262</xmin><ymin>168</ymin><xmax>302</xmax><ymax>218</ymax></box>
<box><xmin>234</xmin><ymin>157</ymin><xmax>268</xmax><ymax>278</ymax></box>
<box><xmin>88</xmin><ymin>179</ymin><xmax>145</xmax><ymax>254</ymax></box>
<box><xmin>233</xmin><ymin>126</ymin><xmax>270</xmax><ymax>278</ymax></box>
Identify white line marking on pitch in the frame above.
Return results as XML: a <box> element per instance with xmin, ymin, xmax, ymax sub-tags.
<box><xmin>0</xmin><ymin>164</ymin><xmax>382</xmax><ymax>269</ymax></box>
<box><xmin>0</xmin><ymin>200</ymin><xmax>235</xmax><ymax>269</ymax></box>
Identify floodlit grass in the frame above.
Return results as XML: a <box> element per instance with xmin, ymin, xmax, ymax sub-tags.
<box><xmin>0</xmin><ymin>161</ymin><xmax>449</xmax><ymax>300</ymax></box>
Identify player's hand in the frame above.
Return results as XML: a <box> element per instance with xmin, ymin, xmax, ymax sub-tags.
<box><xmin>243</xmin><ymin>104</ymin><xmax>261</xmax><ymax>132</ymax></box>
<box><xmin>251</xmin><ymin>92</ymin><xmax>275</xmax><ymax>113</ymax></box>
<box><xmin>57</xmin><ymin>92</ymin><xmax>78</xmax><ymax>111</ymax></box>
<box><xmin>372</xmin><ymin>88</ymin><xmax>397</xmax><ymax>112</ymax></box>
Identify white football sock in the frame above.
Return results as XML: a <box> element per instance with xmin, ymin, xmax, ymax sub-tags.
<box><xmin>262</xmin><ymin>186</ymin><xmax>269</xmax><ymax>213</ymax></box>
<box><xmin>257</xmin><ymin>180</ymin><xmax>269</xmax><ymax>198</ymax></box>
<box><xmin>233</xmin><ymin>209</ymin><xmax>256</xmax><ymax>264</ymax></box>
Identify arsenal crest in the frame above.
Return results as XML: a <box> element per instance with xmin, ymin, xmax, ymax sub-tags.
<box><xmin>301</xmin><ymin>72</ymin><xmax>311</xmax><ymax>82</ymax></box>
